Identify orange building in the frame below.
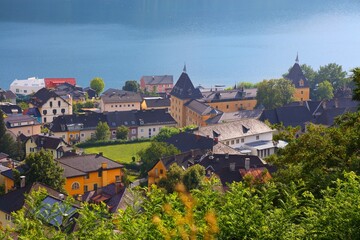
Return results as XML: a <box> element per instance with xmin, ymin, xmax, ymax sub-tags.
<box><xmin>285</xmin><ymin>55</ymin><xmax>311</xmax><ymax>101</ymax></box>
<box><xmin>57</xmin><ymin>153</ymin><xmax>124</xmax><ymax>196</ymax></box>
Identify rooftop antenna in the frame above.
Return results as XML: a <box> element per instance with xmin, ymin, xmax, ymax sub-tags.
<box><xmin>295</xmin><ymin>52</ymin><xmax>299</xmax><ymax>63</ymax></box>
<box><xmin>183</xmin><ymin>63</ymin><xmax>187</xmax><ymax>73</ymax></box>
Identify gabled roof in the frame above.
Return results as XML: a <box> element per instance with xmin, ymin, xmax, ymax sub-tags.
<box><xmin>135</xmin><ymin>109</ymin><xmax>176</xmax><ymax>126</ymax></box>
<box><xmin>1</xmin><ymin>165</ymin><xmax>29</xmax><ymax>180</ymax></box>
<box><xmin>0</xmin><ymin>182</ymin><xmax>65</xmax><ymax>214</ymax></box>
<box><xmin>315</xmin><ymin>107</ymin><xmax>357</xmax><ymax>126</ymax></box>
<box><xmin>206</xmin><ymin>109</ymin><xmax>263</xmax><ymax>124</ymax></box>
<box><xmin>44</xmin><ymin>78</ymin><xmax>76</xmax><ymax>88</ymax></box>
<box><xmin>101</xmin><ymin>89</ymin><xmax>142</xmax><ymax>103</ymax></box>
<box><xmin>144</xmin><ymin>98</ymin><xmax>170</xmax><ymax>108</ymax></box>
<box><xmin>260</xmin><ymin>105</ymin><xmax>313</xmax><ymax>128</ymax></box>
<box><xmin>106</xmin><ymin>111</ymin><xmax>138</xmax><ymax>128</ymax></box>
<box><xmin>57</xmin><ymin>154</ymin><xmax>123</xmax><ymax>178</ymax></box>
<box><xmin>201</xmin><ymin>89</ymin><xmax>247</xmax><ymax>102</ymax></box>
<box><xmin>5</xmin><ymin>114</ymin><xmax>40</xmax><ymax>128</ymax></box>
<box><xmin>170</xmin><ymin>72</ymin><xmax>202</xmax><ymax>100</ymax></box>
<box><xmin>50</xmin><ymin>113</ymin><xmax>107</xmax><ymax>132</ymax></box>
<box><xmin>141</xmin><ymin>75</ymin><xmax>173</xmax><ymax>85</ymax></box>
<box><xmin>285</xmin><ymin>63</ymin><xmax>309</xmax><ymax>88</ymax></box>
<box><xmin>0</xmin><ymin>103</ymin><xmax>22</xmax><ymax>115</ymax></box>
<box><xmin>184</xmin><ymin>99</ymin><xmax>220</xmax><ymax>116</ymax></box>
<box><xmin>26</xmin><ymin>134</ymin><xmax>68</xmax><ymax>150</ymax></box>
<box><xmin>165</xmin><ymin>132</ymin><xmax>214</xmax><ymax>153</ymax></box>
<box><xmin>159</xmin><ymin>149</ymin><xmax>208</xmax><ymax>170</ymax></box>
<box><xmin>196</xmin><ymin>119</ymin><xmax>274</xmax><ymax>141</ymax></box>
<box><xmin>30</xmin><ymin>88</ymin><xmax>70</xmax><ymax>107</ymax></box>
<box><xmin>0</xmin><ymin>89</ymin><xmax>16</xmax><ymax>100</ymax></box>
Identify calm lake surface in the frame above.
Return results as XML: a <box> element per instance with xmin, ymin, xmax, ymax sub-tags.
<box><xmin>0</xmin><ymin>0</ymin><xmax>360</xmax><ymax>89</ymax></box>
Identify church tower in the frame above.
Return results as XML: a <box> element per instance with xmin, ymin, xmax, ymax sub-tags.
<box><xmin>285</xmin><ymin>54</ymin><xmax>310</xmax><ymax>101</ymax></box>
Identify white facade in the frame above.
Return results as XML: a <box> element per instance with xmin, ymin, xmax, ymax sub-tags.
<box><xmin>100</xmin><ymin>100</ymin><xmax>141</xmax><ymax>112</ymax></box>
<box><xmin>37</xmin><ymin>96</ymin><xmax>72</xmax><ymax>123</ymax></box>
<box><xmin>10</xmin><ymin>77</ymin><xmax>45</xmax><ymax>95</ymax></box>
<box><xmin>137</xmin><ymin>123</ymin><xmax>176</xmax><ymax>139</ymax></box>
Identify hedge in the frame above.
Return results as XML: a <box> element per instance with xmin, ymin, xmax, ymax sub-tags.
<box><xmin>76</xmin><ymin>137</ymin><xmax>151</xmax><ymax>148</ymax></box>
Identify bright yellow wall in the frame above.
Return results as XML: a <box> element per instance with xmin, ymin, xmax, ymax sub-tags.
<box><xmin>141</xmin><ymin>100</ymin><xmax>147</xmax><ymax>110</ymax></box>
<box><xmin>65</xmin><ymin>168</ymin><xmax>123</xmax><ymax>196</ymax></box>
<box><xmin>207</xmin><ymin>99</ymin><xmax>257</xmax><ymax>112</ymax></box>
<box><xmin>293</xmin><ymin>88</ymin><xmax>310</xmax><ymax>101</ymax></box>
<box><xmin>0</xmin><ymin>210</ymin><xmax>13</xmax><ymax>229</ymax></box>
<box><xmin>170</xmin><ymin>96</ymin><xmax>188</xmax><ymax>127</ymax></box>
<box><xmin>148</xmin><ymin>161</ymin><xmax>167</xmax><ymax>188</ymax></box>
<box><xmin>4</xmin><ymin>177</ymin><xmax>14</xmax><ymax>193</ymax></box>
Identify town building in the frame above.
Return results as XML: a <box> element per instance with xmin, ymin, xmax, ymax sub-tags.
<box><xmin>29</xmin><ymin>88</ymin><xmax>73</xmax><ymax>123</ymax></box>
<box><xmin>5</xmin><ymin>114</ymin><xmax>41</xmax><ymax>137</ymax></box>
<box><xmin>285</xmin><ymin>55</ymin><xmax>310</xmax><ymax>101</ymax></box>
<box><xmin>100</xmin><ymin>89</ymin><xmax>143</xmax><ymax>112</ymax></box>
<box><xmin>141</xmin><ymin>97</ymin><xmax>171</xmax><ymax>111</ymax></box>
<box><xmin>140</xmin><ymin>75</ymin><xmax>173</xmax><ymax>93</ymax></box>
<box><xmin>54</xmin><ymin>82</ymin><xmax>86</xmax><ymax>103</ymax></box>
<box><xmin>9</xmin><ymin>77</ymin><xmax>45</xmax><ymax>95</ymax></box>
<box><xmin>0</xmin><ymin>102</ymin><xmax>22</xmax><ymax>115</ymax></box>
<box><xmin>44</xmin><ymin>78</ymin><xmax>76</xmax><ymax>89</ymax></box>
<box><xmin>0</xmin><ymin>89</ymin><xmax>16</xmax><ymax>104</ymax></box>
<box><xmin>24</xmin><ymin>134</ymin><xmax>70</xmax><ymax>159</ymax></box>
<box><xmin>106</xmin><ymin>111</ymin><xmax>138</xmax><ymax>140</ymax></box>
<box><xmin>50</xmin><ymin>112</ymin><xmax>107</xmax><ymax>144</ymax></box>
<box><xmin>57</xmin><ymin>153</ymin><xmax>124</xmax><ymax>196</ymax></box>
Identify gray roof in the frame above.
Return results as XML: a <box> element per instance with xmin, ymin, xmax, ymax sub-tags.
<box><xmin>285</xmin><ymin>63</ymin><xmax>309</xmax><ymax>88</ymax></box>
<box><xmin>185</xmin><ymin>99</ymin><xmax>221</xmax><ymax>116</ymax></box>
<box><xmin>206</xmin><ymin>109</ymin><xmax>263</xmax><ymax>124</ymax></box>
<box><xmin>141</xmin><ymin>75</ymin><xmax>173</xmax><ymax>85</ymax></box>
<box><xmin>195</xmin><ymin>119</ymin><xmax>274</xmax><ymax>141</ymax></box>
<box><xmin>101</xmin><ymin>89</ymin><xmax>142</xmax><ymax>103</ymax></box>
<box><xmin>144</xmin><ymin>98</ymin><xmax>170</xmax><ymax>108</ymax></box>
<box><xmin>5</xmin><ymin>114</ymin><xmax>40</xmax><ymax>126</ymax></box>
<box><xmin>57</xmin><ymin>154</ymin><xmax>123</xmax><ymax>178</ymax></box>
<box><xmin>170</xmin><ymin>72</ymin><xmax>202</xmax><ymax>100</ymax></box>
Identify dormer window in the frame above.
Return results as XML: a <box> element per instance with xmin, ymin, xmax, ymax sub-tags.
<box><xmin>299</xmin><ymin>80</ymin><xmax>304</xmax><ymax>87</ymax></box>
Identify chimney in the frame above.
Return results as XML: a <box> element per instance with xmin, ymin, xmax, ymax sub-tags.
<box><xmin>77</xmin><ymin>194</ymin><xmax>82</xmax><ymax>201</ymax></box>
<box><xmin>229</xmin><ymin>162</ymin><xmax>236</xmax><ymax>172</ymax></box>
<box><xmin>115</xmin><ymin>182</ymin><xmax>124</xmax><ymax>194</ymax></box>
<box><xmin>214</xmin><ymin>137</ymin><xmax>219</xmax><ymax>143</ymax></box>
<box><xmin>101</xmin><ymin>162</ymin><xmax>107</xmax><ymax>169</ymax></box>
<box><xmin>245</xmin><ymin>158</ymin><xmax>250</xmax><ymax>170</ymax></box>
<box><xmin>195</xmin><ymin>134</ymin><xmax>200</xmax><ymax>140</ymax></box>
<box><xmin>58</xmin><ymin>193</ymin><xmax>65</xmax><ymax>200</ymax></box>
<box><xmin>20</xmin><ymin>176</ymin><xmax>25</xmax><ymax>188</ymax></box>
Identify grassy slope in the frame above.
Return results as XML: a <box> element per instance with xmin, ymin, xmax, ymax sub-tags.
<box><xmin>83</xmin><ymin>142</ymin><xmax>151</xmax><ymax>164</ymax></box>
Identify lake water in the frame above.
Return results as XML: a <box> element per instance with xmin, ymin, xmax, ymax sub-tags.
<box><xmin>1</xmin><ymin>0</ymin><xmax>360</xmax><ymax>89</ymax></box>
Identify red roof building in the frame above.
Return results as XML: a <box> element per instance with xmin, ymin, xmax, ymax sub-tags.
<box><xmin>44</xmin><ymin>78</ymin><xmax>76</xmax><ymax>89</ymax></box>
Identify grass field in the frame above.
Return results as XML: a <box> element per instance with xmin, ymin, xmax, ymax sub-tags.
<box><xmin>83</xmin><ymin>142</ymin><xmax>151</xmax><ymax>164</ymax></box>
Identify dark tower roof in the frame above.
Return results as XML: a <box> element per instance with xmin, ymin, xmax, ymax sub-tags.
<box><xmin>285</xmin><ymin>55</ymin><xmax>309</xmax><ymax>88</ymax></box>
<box><xmin>170</xmin><ymin>72</ymin><xmax>202</xmax><ymax>100</ymax></box>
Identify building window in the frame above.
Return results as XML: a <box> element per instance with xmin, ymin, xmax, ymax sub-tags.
<box><xmin>226</xmin><ymin>105</ymin><xmax>229</xmax><ymax>109</ymax></box>
<box><xmin>43</xmin><ymin>110</ymin><xmax>47</xmax><ymax>115</ymax></box>
<box><xmin>58</xmin><ymin>101</ymin><xmax>61</xmax><ymax>107</ymax></box>
<box><xmin>231</xmin><ymin>140</ymin><xmax>234</xmax><ymax>145</ymax></box>
<box><xmin>131</xmin><ymin>129</ymin><xmax>136</xmax><ymax>134</ymax></box>
<box><xmin>153</xmin><ymin>128</ymin><xmax>156</xmax><ymax>132</ymax></box>
<box><xmin>236</xmin><ymin>139</ymin><xmax>239</xmax><ymax>144</ymax></box>
<box><xmin>81</xmin><ymin>133</ymin><xmax>84</xmax><ymax>137</ymax></box>
<box><xmin>155</xmin><ymin>168</ymin><xmax>158</xmax><ymax>176</ymax></box>
<box><xmin>256</xmin><ymin>135</ymin><xmax>260</xmax><ymax>140</ymax></box>
<box><xmin>120</xmin><ymin>105</ymin><xmax>122</xmax><ymax>107</ymax></box>
<box><xmin>241</xmin><ymin>138</ymin><xmax>244</xmax><ymax>143</ymax></box>
<box><xmin>50</xmin><ymin>101</ymin><xmax>53</xmax><ymax>108</ymax></box>
<box><xmin>301</xmin><ymin>91</ymin><xmax>304</xmax><ymax>94</ymax></box>
<box><xmin>84</xmin><ymin>185</ymin><xmax>88</xmax><ymax>192</ymax></box>
<box><xmin>132</xmin><ymin>104</ymin><xmax>134</xmax><ymax>107</ymax></box>
<box><xmin>30</xmin><ymin>147</ymin><xmax>34</xmax><ymax>152</ymax></box>
<box><xmin>71</xmin><ymin>182</ymin><xmax>80</xmax><ymax>190</ymax></box>
<box><xmin>5</xmin><ymin>214</ymin><xmax>12</xmax><ymax>221</ymax></box>
<box><xmin>141</xmin><ymin>129</ymin><xmax>144</xmax><ymax>133</ymax></box>
<box><xmin>98</xmin><ymin>170</ymin><xmax>102</xmax><ymax>177</ymax></box>
<box><xmin>111</xmin><ymin>105</ymin><xmax>113</xmax><ymax>108</ymax></box>
<box><xmin>226</xmin><ymin>141</ymin><xmax>229</xmax><ymax>145</ymax></box>
<box><xmin>16</xmin><ymin>89</ymin><xmax>19</xmax><ymax>93</ymax></box>
<box><xmin>115</xmin><ymin>176</ymin><xmax>121</xmax><ymax>182</ymax></box>
<box><xmin>115</xmin><ymin>105</ymin><xmax>117</xmax><ymax>107</ymax></box>
<box><xmin>43</xmin><ymin>117</ymin><xmax>47</xmax><ymax>123</ymax></box>
<box><xmin>53</xmin><ymin>109</ymin><xmax>57</xmax><ymax>115</ymax></box>
<box><xmin>84</xmin><ymin>174</ymin><xmax>89</xmax><ymax>179</ymax></box>
<box><xmin>24</xmin><ymin>90</ymin><xmax>27</xmax><ymax>93</ymax></box>
<box><xmin>62</xmin><ymin>135</ymin><xmax>65</xmax><ymax>139</ymax></box>
<box><xmin>61</xmin><ymin>108</ymin><xmax>65</xmax><ymax>114</ymax></box>
<box><xmin>160</xmin><ymin>169</ymin><xmax>163</xmax><ymax>174</ymax></box>
<box><xmin>94</xmin><ymin>184</ymin><xmax>98</xmax><ymax>190</ymax></box>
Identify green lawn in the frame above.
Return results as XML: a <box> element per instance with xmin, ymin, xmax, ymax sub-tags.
<box><xmin>83</xmin><ymin>142</ymin><xmax>151</xmax><ymax>164</ymax></box>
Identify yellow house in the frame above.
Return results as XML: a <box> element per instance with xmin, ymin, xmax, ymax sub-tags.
<box><xmin>148</xmin><ymin>160</ymin><xmax>167</xmax><ymax>187</ymax></box>
<box><xmin>100</xmin><ymin>89</ymin><xmax>142</xmax><ymax>112</ymax></box>
<box><xmin>5</xmin><ymin>114</ymin><xmax>41</xmax><ymax>137</ymax></box>
<box><xmin>57</xmin><ymin>153</ymin><xmax>124</xmax><ymax>196</ymax></box>
<box><xmin>25</xmin><ymin>134</ymin><xmax>70</xmax><ymax>159</ymax></box>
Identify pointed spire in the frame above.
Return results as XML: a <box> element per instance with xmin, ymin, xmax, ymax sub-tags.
<box><xmin>183</xmin><ymin>63</ymin><xmax>187</xmax><ymax>73</ymax></box>
<box><xmin>233</xmin><ymin>83</ymin><xmax>237</xmax><ymax>90</ymax></box>
<box><xmin>295</xmin><ymin>52</ymin><xmax>299</xmax><ymax>63</ymax></box>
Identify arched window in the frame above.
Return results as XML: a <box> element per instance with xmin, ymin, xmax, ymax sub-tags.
<box><xmin>71</xmin><ymin>182</ymin><xmax>80</xmax><ymax>190</ymax></box>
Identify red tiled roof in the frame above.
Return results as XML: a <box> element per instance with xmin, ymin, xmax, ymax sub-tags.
<box><xmin>44</xmin><ymin>78</ymin><xmax>76</xmax><ymax>88</ymax></box>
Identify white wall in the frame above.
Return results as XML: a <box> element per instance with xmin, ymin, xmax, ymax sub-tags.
<box><xmin>220</xmin><ymin>132</ymin><xmax>273</xmax><ymax>149</ymax></box>
<box><xmin>137</xmin><ymin>124</ymin><xmax>176</xmax><ymax>139</ymax></box>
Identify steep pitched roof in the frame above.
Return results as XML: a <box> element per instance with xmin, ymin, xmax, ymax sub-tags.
<box><xmin>196</xmin><ymin>119</ymin><xmax>274</xmax><ymax>141</ymax></box>
<box><xmin>315</xmin><ymin>107</ymin><xmax>357</xmax><ymax>126</ymax></box>
<box><xmin>285</xmin><ymin>63</ymin><xmax>309</xmax><ymax>88</ymax></box>
<box><xmin>5</xmin><ymin>115</ymin><xmax>40</xmax><ymax>128</ymax></box>
<box><xmin>165</xmin><ymin>132</ymin><xmax>214</xmax><ymax>153</ymax></box>
<box><xmin>0</xmin><ymin>103</ymin><xmax>22</xmax><ymax>115</ymax></box>
<box><xmin>30</xmin><ymin>88</ymin><xmax>70</xmax><ymax>107</ymax></box>
<box><xmin>170</xmin><ymin>72</ymin><xmax>202</xmax><ymax>100</ymax></box>
<box><xmin>26</xmin><ymin>134</ymin><xmax>68</xmax><ymax>150</ymax></box>
<box><xmin>141</xmin><ymin>75</ymin><xmax>173</xmax><ymax>85</ymax></box>
<box><xmin>57</xmin><ymin>154</ymin><xmax>123</xmax><ymax>178</ymax></box>
<box><xmin>184</xmin><ymin>99</ymin><xmax>220</xmax><ymax>116</ymax></box>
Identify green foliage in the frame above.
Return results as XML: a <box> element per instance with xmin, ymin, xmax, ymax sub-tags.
<box><xmin>17</xmin><ymin>101</ymin><xmax>29</xmax><ymax>110</ymax></box>
<box><xmin>158</xmin><ymin>164</ymin><xmax>184</xmax><ymax>193</ymax></box>
<box><xmin>315</xmin><ymin>63</ymin><xmax>347</xmax><ymax>90</ymax></box>
<box><xmin>73</xmin><ymin>100</ymin><xmax>95</xmax><ymax>113</ymax></box>
<box><xmin>138</xmin><ymin>142</ymin><xmax>180</xmax><ymax>175</ymax></box>
<box><xmin>271</xmin><ymin>122</ymin><xmax>300</xmax><ymax>143</ymax></box>
<box><xmin>236</xmin><ymin>81</ymin><xmax>258</xmax><ymax>89</ymax></box>
<box><xmin>25</xmin><ymin>150</ymin><xmax>65</xmax><ymax>191</ymax></box>
<box><xmin>95</xmin><ymin>122</ymin><xmax>110</xmax><ymax>141</ymax></box>
<box><xmin>256</xmin><ymin>78</ymin><xmax>295</xmax><ymax>109</ymax></box>
<box><xmin>351</xmin><ymin>67</ymin><xmax>360</xmax><ymax>106</ymax></box>
<box><xmin>0</xmin><ymin>110</ymin><xmax>21</xmax><ymax>159</ymax></box>
<box><xmin>90</xmin><ymin>77</ymin><xmax>105</xmax><ymax>96</ymax></box>
<box><xmin>315</xmin><ymin>80</ymin><xmax>334</xmax><ymax>100</ymax></box>
<box><xmin>153</xmin><ymin>127</ymin><xmax>180</xmax><ymax>142</ymax></box>
<box><xmin>122</xmin><ymin>80</ymin><xmax>139</xmax><ymax>92</ymax></box>
<box><xmin>183</xmin><ymin>164</ymin><xmax>205</xmax><ymax>191</ymax></box>
<box><xmin>116</xmin><ymin>125</ymin><xmax>129</xmax><ymax>140</ymax></box>
<box><xmin>77</xmin><ymin>137</ymin><xmax>150</xmax><ymax>148</ymax></box>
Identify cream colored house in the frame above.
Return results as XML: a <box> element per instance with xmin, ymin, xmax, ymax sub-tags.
<box><xmin>5</xmin><ymin>114</ymin><xmax>41</xmax><ymax>136</ymax></box>
<box><xmin>29</xmin><ymin>88</ymin><xmax>72</xmax><ymax>124</ymax></box>
<box><xmin>100</xmin><ymin>89</ymin><xmax>142</xmax><ymax>112</ymax></box>
<box><xmin>25</xmin><ymin>134</ymin><xmax>70</xmax><ymax>159</ymax></box>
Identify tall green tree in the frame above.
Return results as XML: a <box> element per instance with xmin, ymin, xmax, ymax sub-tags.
<box><xmin>116</xmin><ymin>125</ymin><xmax>129</xmax><ymax>140</ymax></box>
<box><xmin>90</xmin><ymin>77</ymin><xmax>105</xmax><ymax>96</ymax></box>
<box><xmin>138</xmin><ymin>142</ymin><xmax>180</xmax><ymax>174</ymax></box>
<box><xmin>95</xmin><ymin>122</ymin><xmax>110</xmax><ymax>141</ymax></box>
<box><xmin>183</xmin><ymin>165</ymin><xmax>205</xmax><ymax>191</ymax></box>
<box><xmin>315</xmin><ymin>80</ymin><xmax>334</xmax><ymax>101</ymax></box>
<box><xmin>153</xmin><ymin>127</ymin><xmax>180</xmax><ymax>142</ymax></box>
<box><xmin>351</xmin><ymin>67</ymin><xmax>360</xmax><ymax>106</ymax></box>
<box><xmin>122</xmin><ymin>80</ymin><xmax>140</xmax><ymax>92</ymax></box>
<box><xmin>0</xmin><ymin>110</ymin><xmax>19</xmax><ymax>159</ymax></box>
<box><xmin>25</xmin><ymin>150</ymin><xmax>65</xmax><ymax>191</ymax></box>
<box><xmin>315</xmin><ymin>63</ymin><xmax>347</xmax><ymax>89</ymax></box>
<box><xmin>256</xmin><ymin>78</ymin><xmax>295</xmax><ymax>109</ymax></box>
<box><xmin>158</xmin><ymin>164</ymin><xmax>184</xmax><ymax>193</ymax></box>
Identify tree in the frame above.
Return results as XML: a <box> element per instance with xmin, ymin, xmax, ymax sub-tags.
<box><xmin>0</xmin><ymin>110</ymin><xmax>18</xmax><ymax>158</ymax></box>
<box><xmin>138</xmin><ymin>142</ymin><xmax>180</xmax><ymax>174</ymax></box>
<box><xmin>122</xmin><ymin>80</ymin><xmax>139</xmax><ymax>92</ymax></box>
<box><xmin>183</xmin><ymin>165</ymin><xmax>205</xmax><ymax>191</ymax></box>
<box><xmin>153</xmin><ymin>127</ymin><xmax>180</xmax><ymax>142</ymax></box>
<box><xmin>236</xmin><ymin>82</ymin><xmax>258</xmax><ymax>89</ymax></box>
<box><xmin>256</xmin><ymin>78</ymin><xmax>295</xmax><ymax>109</ymax></box>
<box><xmin>315</xmin><ymin>63</ymin><xmax>347</xmax><ymax>90</ymax></box>
<box><xmin>158</xmin><ymin>164</ymin><xmax>184</xmax><ymax>193</ymax></box>
<box><xmin>25</xmin><ymin>150</ymin><xmax>65</xmax><ymax>191</ymax></box>
<box><xmin>95</xmin><ymin>122</ymin><xmax>110</xmax><ymax>141</ymax></box>
<box><xmin>116</xmin><ymin>125</ymin><xmax>129</xmax><ymax>140</ymax></box>
<box><xmin>315</xmin><ymin>80</ymin><xmax>334</xmax><ymax>101</ymax></box>
<box><xmin>90</xmin><ymin>77</ymin><xmax>105</xmax><ymax>96</ymax></box>
<box><xmin>351</xmin><ymin>68</ymin><xmax>360</xmax><ymax>106</ymax></box>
